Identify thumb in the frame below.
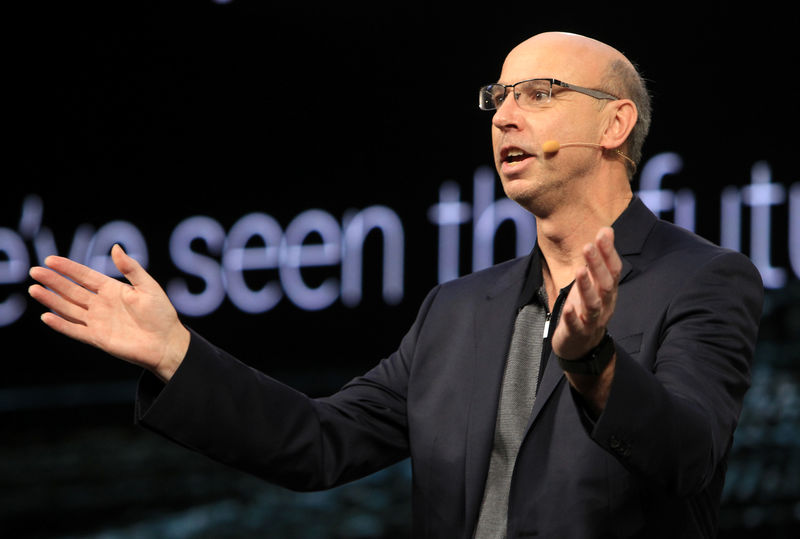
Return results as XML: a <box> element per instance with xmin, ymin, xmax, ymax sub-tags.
<box><xmin>111</xmin><ymin>244</ymin><xmax>154</xmax><ymax>288</ymax></box>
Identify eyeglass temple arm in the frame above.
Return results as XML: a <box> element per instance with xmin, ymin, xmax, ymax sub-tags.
<box><xmin>555</xmin><ymin>80</ymin><xmax>618</xmax><ymax>100</ymax></box>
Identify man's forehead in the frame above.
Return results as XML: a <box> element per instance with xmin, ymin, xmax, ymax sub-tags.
<box><xmin>498</xmin><ymin>51</ymin><xmax>584</xmax><ymax>85</ymax></box>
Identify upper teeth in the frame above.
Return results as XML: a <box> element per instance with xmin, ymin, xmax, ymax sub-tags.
<box><xmin>508</xmin><ymin>149</ymin><xmax>525</xmax><ymax>157</ymax></box>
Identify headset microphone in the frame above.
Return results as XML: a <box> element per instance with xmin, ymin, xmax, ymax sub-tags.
<box><xmin>542</xmin><ymin>140</ymin><xmax>636</xmax><ymax>171</ymax></box>
<box><xmin>542</xmin><ymin>140</ymin><xmax>562</xmax><ymax>153</ymax></box>
<box><xmin>542</xmin><ymin>140</ymin><xmax>605</xmax><ymax>153</ymax></box>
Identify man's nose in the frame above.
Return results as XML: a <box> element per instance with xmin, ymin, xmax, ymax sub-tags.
<box><xmin>491</xmin><ymin>94</ymin><xmax>522</xmax><ymax>131</ymax></box>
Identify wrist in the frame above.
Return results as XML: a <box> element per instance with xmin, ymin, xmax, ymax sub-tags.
<box><xmin>154</xmin><ymin>324</ymin><xmax>191</xmax><ymax>383</ymax></box>
<box><xmin>557</xmin><ymin>331</ymin><xmax>615</xmax><ymax>376</ymax></box>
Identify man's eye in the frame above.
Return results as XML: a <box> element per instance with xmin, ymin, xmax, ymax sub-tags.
<box><xmin>523</xmin><ymin>88</ymin><xmax>548</xmax><ymax>102</ymax></box>
<box><xmin>516</xmin><ymin>84</ymin><xmax>550</xmax><ymax>106</ymax></box>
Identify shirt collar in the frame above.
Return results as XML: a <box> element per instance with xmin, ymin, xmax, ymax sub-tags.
<box><xmin>516</xmin><ymin>245</ymin><xmax>545</xmax><ymax>311</ymax></box>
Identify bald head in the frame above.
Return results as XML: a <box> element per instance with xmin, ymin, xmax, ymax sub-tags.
<box><xmin>500</xmin><ymin>32</ymin><xmax>651</xmax><ymax>177</ymax></box>
<box><xmin>502</xmin><ymin>32</ymin><xmax>632</xmax><ymax>86</ymax></box>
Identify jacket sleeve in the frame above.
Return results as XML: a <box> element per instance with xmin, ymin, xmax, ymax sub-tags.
<box><xmin>135</xmin><ymin>285</ymin><xmax>441</xmax><ymax>492</ymax></box>
<box><xmin>587</xmin><ymin>249</ymin><xmax>763</xmax><ymax>497</ymax></box>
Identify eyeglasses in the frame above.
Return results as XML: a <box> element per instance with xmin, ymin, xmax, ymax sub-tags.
<box><xmin>478</xmin><ymin>78</ymin><xmax>618</xmax><ymax>111</ymax></box>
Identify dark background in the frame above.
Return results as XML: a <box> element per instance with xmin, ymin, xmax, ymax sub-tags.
<box><xmin>2</xmin><ymin>1</ymin><xmax>798</xmax><ymax>537</ymax></box>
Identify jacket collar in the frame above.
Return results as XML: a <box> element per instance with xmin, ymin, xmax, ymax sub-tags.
<box><xmin>609</xmin><ymin>195</ymin><xmax>658</xmax><ymax>284</ymax></box>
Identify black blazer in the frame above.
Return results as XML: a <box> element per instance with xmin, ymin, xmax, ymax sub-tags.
<box><xmin>136</xmin><ymin>197</ymin><xmax>763</xmax><ymax>538</ymax></box>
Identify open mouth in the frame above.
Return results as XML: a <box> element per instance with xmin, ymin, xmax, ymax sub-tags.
<box><xmin>503</xmin><ymin>148</ymin><xmax>533</xmax><ymax>166</ymax></box>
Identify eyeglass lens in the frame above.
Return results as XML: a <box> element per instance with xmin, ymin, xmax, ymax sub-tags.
<box><xmin>480</xmin><ymin>80</ymin><xmax>552</xmax><ymax>111</ymax></box>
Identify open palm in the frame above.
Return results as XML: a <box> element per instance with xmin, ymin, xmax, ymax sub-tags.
<box><xmin>28</xmin><ymin>244</ymin><xmax>190</xmax><ymax>381</ymax></box>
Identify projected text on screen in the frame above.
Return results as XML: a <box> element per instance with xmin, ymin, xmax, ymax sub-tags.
<box><xmin>2</xmin><ymin>154</ymin><xmax>798</xmax><ymax>327</ymax></box>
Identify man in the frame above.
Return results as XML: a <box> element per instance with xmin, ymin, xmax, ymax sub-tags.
<box><xmin>29</xmin><ymin>32</ymin><xmax>763</xmax><ymax>537</ymax></box>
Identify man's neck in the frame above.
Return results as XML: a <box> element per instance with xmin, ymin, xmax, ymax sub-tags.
<box><xmin>535</xmin><ymin>188</ymin><xmax>632</xmax><ymax>305</ymax></box>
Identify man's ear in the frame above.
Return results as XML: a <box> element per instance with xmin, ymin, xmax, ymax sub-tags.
<box><xmin>601</xmin><ymin>99</ymin><xmax>637</xmax><ymax>150</ymax></box>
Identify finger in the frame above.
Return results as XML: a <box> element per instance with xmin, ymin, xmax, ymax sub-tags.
<box><xmin>583</xmin><ymin>242</ymin><xmax>615</xmax><ymax>296</ymax></box>
<box><xmin>40</xmin><ymin>310</ymin><xmax>93</xmax><ymax>345</ymax></box>
<box><xmin>111</xmin><ymin>244</ymin><xmax>155</xmax><ymax>289</ymax></box>
<box><xmin>575</xmin><ymin>266</ymin><xmax>603</xmax><ymax>325</ymax></box>
<box><xmin>595</xmin><ymin>227</ymin><xmax>622</xmax><ymax>280</ymax></box>
<box><xmin>29</xmin><ymin>265</ymin><xmax>95</xmax><ymax>309</ymax></box>
<box><xmin>583</xmin><ymin>227</ymin><xmax>622</xmax><ymax>297</ymax></box>
<box><xmin>28</xmin><ymin>284</ymin><xmax>89</xmax><ymax>325</ymax></box>
<box><xmin>560</xmin><ymin>302</ymin><xmax>582</xmax><ymax>333</ymax></box>
<box><xmin>41</xmin><ymin>255</ymin><xmax>110</xmax><ymax>293</ymax></box>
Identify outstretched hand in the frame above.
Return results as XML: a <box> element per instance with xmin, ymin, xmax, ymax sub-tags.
<box><xmin>28</xmin><ymin>244</ymin><xmax>190</xmax><ymax>382</ymax></box>
<box><xmin>551</xmin><ymin>227</ymin><xmax>621</xmax><ymax>362</ymax></box>
<box><xmin>549</xmin><ymin>227</ymin><xmax>621</xmax><ymax>414</ymax></box>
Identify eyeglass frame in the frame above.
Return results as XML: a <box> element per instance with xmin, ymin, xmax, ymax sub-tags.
<box><xmin>478</xmin><ymin>78</ymin><xmax>619</xmax><ymax>111</ymax></box>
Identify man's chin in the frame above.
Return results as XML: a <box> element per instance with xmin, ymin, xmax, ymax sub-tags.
<box><xmin>503</xmin><ymin>185</ymin><xmax>537</xmax><ymax>211</ymax></box>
